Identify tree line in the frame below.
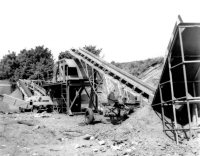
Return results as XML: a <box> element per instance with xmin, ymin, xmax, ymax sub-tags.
<box><xmin>0</xmin><ymin>44</ymin><xmax>163</xmax><ymax>84</ymax></box>
<box><xmin>111</xmin><ymin>57</ymin><xmax>164</xmax><ymax>77</ymax></box>
<box><xmin>0</xmin><ymin>45</ymin><xmax>101</xmax><ymax>83</ymax></box>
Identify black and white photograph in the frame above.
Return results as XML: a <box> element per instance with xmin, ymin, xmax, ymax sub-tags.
<box><xmin>0</xmin><ymin>0</ymin><xmax>200</xmax><ymax>155</ymax></box>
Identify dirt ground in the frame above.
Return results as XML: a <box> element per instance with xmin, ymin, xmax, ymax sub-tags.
<box><xmin>0</xmin><ymin>104</ymin><xmax>200</xmax><ymax>156</ymax></box>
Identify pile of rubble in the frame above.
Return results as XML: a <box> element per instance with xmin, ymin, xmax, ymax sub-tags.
<box><xmin>1</xmin><ymin>104</ymin><xmax>200</xmax><ymax>156</ymax></box>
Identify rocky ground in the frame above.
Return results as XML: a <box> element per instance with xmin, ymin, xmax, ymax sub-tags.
<box><xmin>1</xmin><ymin>104</ymin><xmax>200</xmax><ymax>156</ymax></box>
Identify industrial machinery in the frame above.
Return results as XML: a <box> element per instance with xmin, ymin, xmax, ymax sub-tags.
<box><xmin>152</xmin><ymin>17</ymin><xmax>200</xmax><ymax>143</ymax></box>
<box><xmin>43</xmin><ymin>58</ymin><xmax>95</xmax><ymax>115</ymax></box>
<box><xmin>42</xmin><ymin>48</ymin><xmax>155</xmax><ymax>123</ymax></box>
<box><xmin>17</xmin><ymin>79</ymin><xmax>54</xmax><ymax>112</ymax></box>
<box><xmin>65</xmin><ymin>49</ymin><xmax>155</xmax><ymax>123</ymax></box>
<box><xmin>68</xmin><ymin>48</ymin><xmax>155</xmax><ymax>101</ymax></box>
<box><xmin>101</xmin><ymin>93</ymin><xmax>138</xmax><ymax>124</ymax></box>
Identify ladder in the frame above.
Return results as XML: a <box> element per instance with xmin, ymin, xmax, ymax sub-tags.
<box><xmin>61</xmin><ymin>83</ymin><xmax>68</xmax><ymax>113</ymax></box>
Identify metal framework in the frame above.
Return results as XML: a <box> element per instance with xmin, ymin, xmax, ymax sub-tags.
<box><xmin>43</xmin><ymin>59</ymin><xmax>99</xmax><ymax>115</ymax></box>
<box><xmin>152</xmin><ymin>18</ymin><xmax>200</xmax><ymax>144</ymax></box>
<box><xmin>69</xmin><ymin>48</ymin><xmax>155</xmax><ymax>101</ymax></box>
<box><xmin>44</xmin><ymin>47</ymin><xmax>156</xmax><ymax>115</ymax></box>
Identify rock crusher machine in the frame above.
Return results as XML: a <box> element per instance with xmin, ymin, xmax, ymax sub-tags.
<box><xmin>43</xmin><ymin>58</ymin><xmax>99</xmax><ymax>119</ymax></box>
<box><xmin>43</xmin><ymin>48</ymin><xmax>155</xmax><ymax>123</ymax></box>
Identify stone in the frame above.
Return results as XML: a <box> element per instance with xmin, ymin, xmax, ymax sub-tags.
<box><xmin>81</xmin><ymin>144</ymin><xmax>87</xmax><ymax>148</ymax></box>
<box><xmin>131</xmin><ymin>146</ymin><xmax>136</xmax><ymax>150</ymax></box>
<box><xmin>74</xmin><ymin>144</ymin><xmax>81</xmax><ymax>149</ymax></box>
<box><xmin>131</xmin><ymin>140</ymin><xmax>138</xmax><ymax>145</ymax></box>
<box><xmin>90</xmin><ymin>136</ymin><xmax>95</xmax><ymax>140</ymax></box>
<box><xmin>111</xmin><ymin>145</ymin><xmax>121</xmax><ymax>151</ymax></box>
<box><xmin>98</xmin><ymin>140</ymin><xmax>106</xmax><ymax>145</ymax></box>
<box><xmin>125</xmin><ymin>148</ymin><xmax>132</xmax><ymax>153</ymax></box>
<box><xmin>58</xmin><ymin>138</ymin><xmax>64</xmax><ymax>142</ymax></box>
<box><xmin>93</xmin><ymin>148</ymin><xmax>98</xmax><ymax>152</ymax></box>
<box><xmin>99</xmin><ymin>147</ymin><xmax>106</xmax><ymax>152</ymax></box>
<box><xmin>123</xmin><ymin>148</ymin><xmax>132</xmax><ymax>155</ymax></box>
<box><xmin>83</xmin><ymin>134</ymin><xmax>91</xmax><ymax>140</ymax></box>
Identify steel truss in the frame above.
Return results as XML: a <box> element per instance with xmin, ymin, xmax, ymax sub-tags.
<box><xmin>152</xmin><ymin>17</ymin><xmax>200</xmax><ymax>144</ymax></box>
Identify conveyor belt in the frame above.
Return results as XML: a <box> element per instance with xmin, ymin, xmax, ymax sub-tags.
<box><xmin>23</xmin><ymin>80</ymin><xmax>47</xmax><ymax>96</ymax></box>
<box><xmin>69</xmin><ymin>48</ymin><xmax>155</xmax><ymax>100</ymax></box>
<box><xmin>18</xmin><ymin>79</ymin><xmax>33</xmax><ymax>98</ymax></box>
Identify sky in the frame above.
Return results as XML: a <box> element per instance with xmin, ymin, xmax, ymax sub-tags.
<box><xmin>0</xmin><ymin>0</ymin><xmax>200</xmax><ymax>63</ymax></box>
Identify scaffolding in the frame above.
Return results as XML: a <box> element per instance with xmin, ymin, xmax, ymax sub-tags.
<box><xmin>152</xmin><ymin>18</ymin><xmax>200</xmax><ymax>144</ymax></box>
